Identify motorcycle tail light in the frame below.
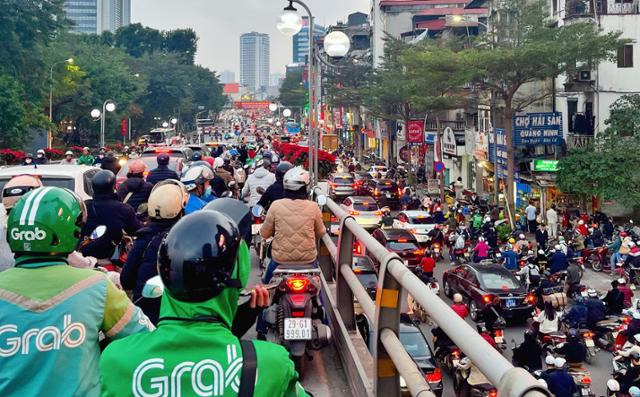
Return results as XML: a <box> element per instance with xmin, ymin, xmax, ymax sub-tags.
<box><xmin>494</xmin><ymin>329</ymin><xmax>503</xmax><ymax>338</ymax></box>
<box><xmin>583</xmin><ymin>331</ymin><xmax>593</xmax><ymax>338</ymax></box>
<box><xmin>287</xmin><ymin>277</ymin><xmax>310</xmax><ymax>293</ymax></box>
<box><xmin>488</xmin><ymin>390</ymin><xmax>497</xmax><ymax>397</ymax></box>
<box><xmin>290</xmin><ymin>294</ymin><xmax>306</xmax><ymax>307</ymax></box>
<box><xmin>526</xmin><ymin>294</ymin><xmax>536</xmax><ymax>304</ymax></box>
<box><xmin>353</xmin><ymin>242</ymin><xmax>363</xmax><ymax>255</ymax></box>
<box><xmin>375</xmin><ymin>210</ymin><xmax>383</xmax><ymax>216</ymax></box>
<box><xmin>291</xmin><ymin>309</ymin><xmax>306</xmax><ymax>318</ymax></box>
<box><xmin>398</xmin><ymin>188</ymin><xmax>402</xmax><ymax>196</ymax></box>
<box><xmin>581</xmin><ymin>376</ymin><xmax>591</xmax><ymax>385</ymax></box>
<box><xmin>426</xmin><ymin>368</ymin><xmax>442</xmax><ymax>383</ymax></box>
<box><xmin>623</xmin><ymin>316</ymin><xmax>632</xmax><ymax>325</ymax></box>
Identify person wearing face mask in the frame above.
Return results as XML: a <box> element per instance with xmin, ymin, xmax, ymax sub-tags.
<box><xmin>21</xmin><ymin>153</ymin><xmax>34</xmax><ymax>166</ymax></box>
<box><xmin>181</xmin><ymin>165</ymin><xmax>216</xmax><ymax>215</ymax></box>
<box><xmin>94</xmin><ymin>148</ymin><xmax>107</xmax><ymax>165</ymax></box>
<box><xmin>60</xmin><ymin>150</ymin><xmax>77</xmax><ymax>165</ymax></box>
<box><xmin>34</xmin><ymin>149</ymin><xmax>48</xmax><ymax>165</ymax></box>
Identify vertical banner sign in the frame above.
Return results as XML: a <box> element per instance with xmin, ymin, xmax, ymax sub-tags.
<box><xmin>407</xmin><ymin>120</ymin><xmax>425</xmax><ymax>144</ymax></box>
<box><xmin>513</xmin><ymin>112</ymin><xmax>563</xmax><ymax>146</ymax></box>
<box><xmin>488</xmin><ymin>128</ymin><xmax>508</xmax><ymax>178</ymax></box>
<box><xmin>120</xmin><ymin>118</ymin><xmax>128</xmax><ymax>138</ymax></box>
<box><xmin>442</xmin><ymin>127</ymin><xmax>457</xmax><ymax>156</ymax></box>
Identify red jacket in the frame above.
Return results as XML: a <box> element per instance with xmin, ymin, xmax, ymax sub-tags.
<box><xmin>451</xmin><ymin>303</ymin><xmax>469</xmax><ymax>319</ymax></box>
<box><xmin>420</xmin><ymin>257</ymin><xmax>436</xmax><ymax>273</ymax></box>
<box><xmin>619</xmin><ymin>285</ymin><xmax>634</xmax><ymax>308</ymax></box>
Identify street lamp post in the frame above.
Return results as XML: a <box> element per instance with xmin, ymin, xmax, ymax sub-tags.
<box><xmin>48</xmin><ymin>58</ymin><xmax>74</xmax><ymax>149</ymax></box>
<box><xmin>95</xmin><ymin>100</ymin><xmax>116</xmax><ymax>148</ymax></box>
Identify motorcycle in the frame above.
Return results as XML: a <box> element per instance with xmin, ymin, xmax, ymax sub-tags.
<box><xmin>262</xmin><ymin>266</ymin><xmax>331</xmax><ymax>376</ymax></box>
<box><xmin>540</xmin><ymin>331</ymin><xmax>567</xmax><ymax>355</ymax></box>
<box><xmin>453</xmin><ymin>358</ymin><xmax>497</xmax><ymax>397</ymax></box>
<box><xmin>580</xmin><ymin>329</ymin><xmax>598</xmax><ymax>364</ymax></box>
<box><xmin>567</xmin><ymin>366</ymin><xmax>595</xmax><ymax>397</ymax></box>
<box><xmin>582</xmin><ymin>246</ymin><xmax>609</xmax><ymax>272</ymax></box>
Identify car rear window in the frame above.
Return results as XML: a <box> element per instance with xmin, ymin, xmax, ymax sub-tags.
<box><xmin>409</xmin><ymin>216</ymin><xmax>434</xmax><ymax>225</ymax></box>
<box><xmin>118</xmin><ymin>157</ymin><xmax>181</xmax><ymax>177</ymax></box>
<box><xmin>377</xmin><ymin>181</ymin><xmax>398</xmax><ymax>190</ymax></box>
<box><xmin>0</xmin><ymin>177</ymin><xmax>75</xmax><ymax>192</ymax></box>
<box><xmin>354</xmin><ymin>202</ymin><xmax>379</xmax><ymax>211</ymax></box>
<box><xmin>333</xmin><ymin>176</ymin><xmax>354</xmax><ymax>184</ymax></box>
<box><xmin>388</xmin><ymin>241</ymin><xmax>419</xmax><ymax>251</ymax></box>
<box><xmin>400</xmin><ymin>331</ymin><xmax>431</xmax><ymax>358</ymax></box>
<box><xmin>356</xmin><ymin>273</ymin><xmax>377</xmax><ymax>290</ymax></box>
<box><xmin>480</xmin><ymin>272</ymin><xmax>520</xmax><ymax>290</ymax></box>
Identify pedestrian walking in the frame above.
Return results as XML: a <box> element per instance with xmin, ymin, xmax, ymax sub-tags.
<box><xmin>525</xmin><ymin>200</ymin><xmax>537</xmax><ymax>233</ymax></box>
<box><xmin>547</xmin><ymin>204</ymin><xmax>558</xmax><ymax>238</ymax></box>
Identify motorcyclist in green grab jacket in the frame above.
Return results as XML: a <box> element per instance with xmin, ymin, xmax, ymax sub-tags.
<box><xmin>100</xmin><ymin>210</ymin><xmax>309</xmax><ymax>397</ymax></box>
<box><xmin>0</xmin><ymin>187</ymin><xmax>154</xmax><ymax>397</ymax></box>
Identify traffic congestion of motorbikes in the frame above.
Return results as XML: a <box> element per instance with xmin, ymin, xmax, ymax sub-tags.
<box><xmin>3</xmin><ymin>116</ymin><xmax>640</xmax><ymax>397</ymax></box>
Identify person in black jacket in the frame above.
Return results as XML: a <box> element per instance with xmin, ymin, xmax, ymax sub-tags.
<box><xmin>147</xmin><ymin>153</ymin><xmax>179</xmax><ymax>185</ymax></box>
<box><xmin>100</xmin><ymin>152</ymin><xmax>121</xmax><ymax>176</ymax></box>
<box><xmin>80</xmin><ymin>170</ymin><xmax>141</xmax><ymax>260</ymax></box>
<box><xmin>121</xmin><ymin>180</ymin><xmax>188</xmax><ymax>324</ymax></box>
<box><xmin>605</xmin><ymin>280</ymin><xmax>625</xmax><ymax>314</ymax></box>
<box><xmin>536</xmin><ymin>223</ymin><xmax>549</xmax><ymax>250</ymax></box>
<box><xmin>556</xmin><ymin>329</ymin><xmax>587</xmax><ymax>366</ymax></box>
<box><xmin>256</xmin><ymin>161</ymin><xmax>292</xmax><ymax>210</ymax></box>
<box><xmin>512</xmin><ymin>330</ymin><xmax>543</xmax><ymax>371</ymax></box>
<box><xmin>116</xmin><ymin>159</ymin><xmax>153</xmax><ymax>213</ymax></box>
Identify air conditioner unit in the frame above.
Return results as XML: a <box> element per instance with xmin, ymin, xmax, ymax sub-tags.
<box><xmin>577</xmin><ymin>70</ymin><xmax>592</xmax><ymax>81</ymax></box>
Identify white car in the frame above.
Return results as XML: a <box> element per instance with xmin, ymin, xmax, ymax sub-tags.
<box><xmin>393</xmin><ymin>210</ymin><xmax>437</xmax><ymax>244</ymax></box>
<box><xmin>0</xmin><ymin>165</ymin><xmax>100</xmax><ymax>201</ymax></box>
<box><xmin>340</xmin><ymin>196</ymin><xmax>383</xmax><ymax>231</ymax></box>
<box><xmin>369</xmin><ymin>166</ymin><xmax>388</xmax><ymax>178</ymax></box>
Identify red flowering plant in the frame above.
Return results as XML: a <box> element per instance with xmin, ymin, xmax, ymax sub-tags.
<box><xmin>273</xmin><ymin>141</ymin><xmax>337</xmax><ymax>179</ymax></box>
<box><xmin>44</xmin><ymin>148</ymin><xmax>64</xmax><ymax>160</ymax></box>
<box><xmin>0</xmin><ymin>149</ymin><xmax>27</xmax><ymax>165</ymax></box>
<box><xmin>70</xmin><ymin>145</ymin><xmax>85</xmax><ymax>153</ymax></box>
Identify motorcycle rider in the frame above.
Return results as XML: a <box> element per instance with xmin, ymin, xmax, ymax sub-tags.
<box><xmin>0</xmin><ymin>187</ymin><xmax>153</xmax><ymax>396</ymax></box>
<box><xmin>549</xmin><ymin>244</ymin><xmax>569</xmax><ymax>274</ymax></box>
<box><xmin>78</xmin><ymin>147</ymin><xmax>95</xmax><ymax>166</ymax></box>
<box><xmin>120</xmin><ymin>180</ymin><xmax>189</xmax><ymax>324</ymax></box>
<box><xmin>556</xmin><ymin>328</ymin><xmax>587</xmax><ymax>367</ymax></box>
<box><xmin>181</xmin><ymin>165</ymin><xmax>216</xmax><ymax>215</ymax></box>
<box><xmin>625</xmin><ymin>244</ymin><xmax>640</xmax><ymax>285</ymax></box>
<box><xmin>512</xmin><ymin>330</ymin><xmax>543</xmax><ymax>371</ymax></box>
<box><xmin>419</xmin><ymin>250</ymin><xmax>436</xmax><ymax>280</ymax></box>
<box><xmin>472</xmin><ymin>236</ymin><xmax>489</xmax><ymax>263</ymax></box>
<box><xmin>515</xmin><ymin>233</ymin><xmax>530</xmax><ymax>254</ymax></box>
<box><xmin>517</xmin><ymin>259</ymin><xmax>541</xmax><ymax>289</ymax></box>
<box><xmin>619</xmin><ymin>278</ymin><xmax>635</xmax><ymax>308</ymax></box>
<box><xmin>34</xmin><ymin>148</ymin><xmax>48</xmax><ymax>165</ymax></box>
<box><xmin>621</xmin><ymin>351</ymin><xmax>640</xmax><ymax>393</ymax></box>
<box><xmin>451</xmin><ymin>293</ymin><xmax>469</xmax><ymax>319</ymax></box>
<box><xmin>476</xmin><ymin>322</ymin><xmax>497</xmax><ymax>349</ymax></box>
<box><xmin>260</xmin><ymin>167</ymin><xmax>326</xmax><ymax>284</ymax></box>
<box><xmin>604</xmin><ymin>280</ymin><xmax>626</xmax><ymax>315</ymax></box>
<box><xmin>242</xmin><ymin>159</ymin><xmax>276</xmax><ymax>207</ymax></box>
<box><xmin>546</xmin><ymin>357</ymin><xmax>577</xmax><ymax>397</ymax></box>
<box><xmin>257</xmin><ymin>162</ymin><xmax>293</xmax><ymax>211</ymax></box>
<box><xmin>502</xmin><ymin>244</ymin><xmax>519</xmax><ymax>271</ymax></box>
<box><xmin>60</xmin><ymin>150</ymin><xmax>77</xmax><ymax>165</ymax></box>
<box><xmin>534</xmin><ymin>249</ymin><xmax>549</xmax><ymax>273</ymax></box>
<box><xmin>80</xmin><ymin>170</ymin><xmax>141</xmax><ymax>261</ymax></box>
<box><xmin>147</xmin><ymin>153</ymin><xmax>179</xmax><ymax>185</ymax></box>
<box><xmin>116</xmin><ymin>159</ymin><xmax>153</xmax><ymax>213</ymax></box>
<box><xmin>565</xmin><ymin>258</ymin><xmax>582</xmax><ymax>295</ymax></box>
<box><xmin>100</xmin><ymin>210</ymin><xmax>309</xmax><ymax>397</ymax></box>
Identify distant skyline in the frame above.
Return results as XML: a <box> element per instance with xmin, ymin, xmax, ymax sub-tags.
<box><xmin>131</xmin><ymin>0</ymin><xmax>369</xmax><ymax>76</ymax></box>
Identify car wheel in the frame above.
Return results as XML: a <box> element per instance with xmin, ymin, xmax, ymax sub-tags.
<box><xmin>469</xmin><ymin>300</ymin><xmax>479</xmax><ymax>322</ymax></box>
<box><xmin>443</xmin><ymin>279</ymin><xmax>453</xmax><ymax>298</ymax></box>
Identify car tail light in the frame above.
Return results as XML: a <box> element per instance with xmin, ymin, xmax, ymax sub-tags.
<box><xmin>397</xmin><ymin>188</ymin><xmax>402</xmax><ymax>196</ymax></box>
<box><xmin>487</xmin><ymin>389</ymin><xmax>497</xmax><ymax>397</ymax></box>
<box><xmin>290</xmin><ymin>294</ymin><xmax>306</xmax><ymax>307</ymax></box>
<box><xmin>353</xmin><ymin>242</ymin><xmax>363</xmax><ymax>255</ymax></box>
<box><xmin>350</xmin><ymin>211</ymin><xmax>360</xmax><ymax>216</ymax></box>
<box><xmin>287</xmin><ymin>278</ymin><xmax>310</xmax><ymax>293</ymax></box>
<box><xmin>413</xmin><ymin>249</ymin><xmax>423</xmax><ymax>256</ymax></box>
<box><xmin>291</xmin><ymin>309</ymin><xmax>306</xmax><ymax>318</ymax></box>
<box><xmin>397</xmin><ymin>238</ymin><xmax>408</xmax><ymax>243</ymax></box>
<box><xmin>526</xmin><ymin>294</ymin><xmax>536</xmax><ymax>304</ymax></box>
<box><xmin>482</xmin><ymin>294</ymin><xmax>495</xmax><ymax>304</ymax></box>
<box><xmin>425</xmin><ymin>368</ymin><xmax>442</xmax><ymax>383</ymax></box>
<box><xmin>330</xmin><ymin>215</ymin><xmax>338</xmax><ymax>223</ymax></box>
<box><xmin>623</xmin><ymin>316</ymin><xmax>632</xmax><ymax>325</ymax></box>
<box><xmin>374</xmin><ymin>188</ymin><xmax>380</xmax><ymax>196</ymax></box>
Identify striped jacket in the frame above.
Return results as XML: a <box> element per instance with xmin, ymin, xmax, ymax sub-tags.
<box><xmin>0</xmin><ymin>257</ymin><xmax>154</xmax><ymax>396</ymax></box>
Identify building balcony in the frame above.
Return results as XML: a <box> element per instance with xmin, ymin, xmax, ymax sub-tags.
<box><xmin>566</xmin><ymin>132</ymin><xmax>595</xmax><ymax>149</ymax></box>
<box><xmin>565</xmin><ymin>0</ymin><xmax>639</xmax><ymax>18</ymax></box>
<box><xmin>425</xmin><ymin>120</ymin><xmax>466</xmax><ymax>131</ymax></box>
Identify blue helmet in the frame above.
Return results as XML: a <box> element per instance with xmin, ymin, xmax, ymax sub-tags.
<box><xmin>229</xmin><ymin>149</ymin><xmax>240</xmax><ymax>157</ymax></box>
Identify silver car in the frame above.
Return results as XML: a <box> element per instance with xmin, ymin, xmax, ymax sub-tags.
<box><xmin>329</xmin><ymin>173</ymin><xmax>355</xmax><ymax>198</ymax></box>
<box><xmin>340</xmin><ymin>196</ymin><xmax>383</xmax><ymax>230</ymax></box>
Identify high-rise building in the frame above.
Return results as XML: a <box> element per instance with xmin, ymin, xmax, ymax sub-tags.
<box><xmin>240</xmin><ymin>32</ymin><xmax>270</xmax><ymax>94</ymax></box>
<box><xmin>64</xmin><ymin>0</ymin><xmax>130</xmax><ymax>34</ymax></box>
<box><xmin>219</xmin><ymin>70</ymin><xmax>236</xmax><ymax>84</ymax></box>
<box><xmin>270</xmin><ymin>72</ymin><xmax>284</xmax><ymax>87</ymax></box>
<box><xmin>292</xmin><ymin>17</ymin><xmax>326</xmax><ymax>63</ymax></box>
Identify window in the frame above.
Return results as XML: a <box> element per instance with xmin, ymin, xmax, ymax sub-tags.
<box><xmin>617</xmin><ymin>45</ymin><xmax>633</xmax><ymax>68</ymax></box>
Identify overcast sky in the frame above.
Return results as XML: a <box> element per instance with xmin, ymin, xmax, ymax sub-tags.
<box><xmin>132</xmin><ymin>0</ymin><xmax>370</xmax><ymax>78</ymax></box>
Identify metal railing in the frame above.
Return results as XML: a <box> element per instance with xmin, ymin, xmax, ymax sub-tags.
<box><xmin>314</xmin><ymin>187</ymin><xmax>551</xmax><ymax>397</ymax></box>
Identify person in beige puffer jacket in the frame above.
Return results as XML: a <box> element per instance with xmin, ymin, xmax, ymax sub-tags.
<box><xmin>260</xmin><ymin>166</ymin><xmax>326</xmax><ymax>282</ymax></box>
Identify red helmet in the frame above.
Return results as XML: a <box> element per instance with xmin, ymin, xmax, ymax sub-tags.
<box><xmin>621</xmin><ymin>231</ymin><xmax>628</xmax><ymax>237</ymax></box>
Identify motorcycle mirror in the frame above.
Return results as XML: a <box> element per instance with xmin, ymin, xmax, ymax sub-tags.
<box><xmin>316</xmin><ymin>194</ymin><xmax>327</xmax><ymax>207</ymax></box>
<box><xmin>90</xmin><ymin>225</ymin><xmax>107</xmax><ymax>240</ymax></box>
<box><xmin>252</xmin><ymin>205</ymin><xmax>264</xmax><ymax>218</ymax></box>
<box><xmin>141</xmin><ymin>276</ymin><xmax>164</xmax><ymax>299</ymax></box>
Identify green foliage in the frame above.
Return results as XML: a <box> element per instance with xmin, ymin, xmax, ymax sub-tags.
<box><xmin>0</xmin><ymin>74</ymin><xmax>48</xmax><ymax>148</ymax></box>
<box><xmin>324</xmin><ymin>59</ymin><xmax>374</xmax><ymax>109</ymax></box>
<box><xmin>111</xmin><ymin>23</ymin><xmax>198</xmax><ymax>65</ymax></box>
<box><xmin>557</xmin><ymin>95</ymin><xmax>640</xmax><ymax>208</ymax></box>
<box><xmin>279</xmin><ymin>69</ymin><xmax>306</xmax><ymax>108</ymax></box>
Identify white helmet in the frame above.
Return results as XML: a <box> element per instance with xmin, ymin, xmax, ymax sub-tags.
<box><xmin>484</xmin><ymin>216</ymin><xmax>491</xmax><ymax>223</ymax></box>
<box><xmin>180</xmin><ymin>165</ymin><xmax>213</xmax><ymax>191</ymax></box>
<box><xmin>148</xmin><ymin>180</ymin><xmax>188</xmax><ymax>219</ymax></box>
<box><xmin>457</xmin><ymin>357</ymin><xmax>471</xmax><ymax>370</ymax></box>
<box><xmin>578</xmin><ymin>220</ymin><xmax>584</xmax><ymax>225</ymax></box>
<box><xmin>65</xmin><ymin>150</ymin><xmax>73</xmax><ymax>156</ymax></box>
<box><xmin>213</xmin><ymin>157</ymin><xmax>224</xmax><ymax>169</ymax></box>
<box><xmin>554</xmin><ymin>357</ymin><xmax>566</xmax><ymax>368</ymax></box>
<box><xmin>478</xmin><ymin>236</ymin><xmax>485</xmax><ymax>242</ymax></box>
<box><xmin>538</xmin><ymin>249</ymin><xmax>545</xmax><ymax>255</ymax></box>
<box><xmin>554</xmin><ymin>244</ymin><xmax>561</xmax><ymax>251</ymax></box>
<box><xmin>453</xmin><ymin>293</ymin><xmax>463</xmax><ymax>303</ymax></box>
<box><xmin>607</xmin><ymin>379</ymin><xmax>620</xmax><ymax>392</ymax></box>
<box><xmin>283</xmin><ymin>166</ymin><xmax>310</xmax><ymax>191</ymax></box>
<box><xmin>519</xmin><ymin>234</ymin><xmax>525</xmax><ymax>240</ymax></box>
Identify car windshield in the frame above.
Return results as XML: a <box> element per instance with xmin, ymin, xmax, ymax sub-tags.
<box><xmin>409</xmin><ymin>216</ymin><xmax>434</xmax><ymax>225</ymax></box>
<box><xmin>388</xmin><ymin>241</ymin><xmax>419</xmax><ymax>251</ymax></box>
<box><xmin>356</xmin><ymin>273</ymin><xmax>377</xmax><ymax>289</ymax></box>
<box><xmin>480</xmin><ymin>272</ymin><xmax>520</xmax><ymax>290</ymax></box>
<box><xmin>0</xmin><ymin>176</ymin><xmax>74</xmax><ymax>192</ymax></box>
<box><xmin>354</xmin><ymin>202</ymin><xmax>379</xmax><ymax>211</ymax></box>
<box><xmin>400</xmin><ymin>331</ymin><xmax>431</xmax><ymax>358</ymax></box>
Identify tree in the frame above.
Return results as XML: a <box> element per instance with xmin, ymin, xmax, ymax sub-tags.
<box><xmin>468</xmin><ymin>0</ymin><xmax>624</xmax><ymax>219</ymax></box>
<box><xmin>279</xmin><ymin>69</ymin><xmax>307</xmax><ymax>109</ymax></box>
<box><xmin>557</xmin><ymin>95</ymin><xmax>640</xmax><ymax>208</ymax></box>
<box><xmin>164</xmin><ymin>29</ymin><xmax>198</xmax><ymax>65</ymax></box>
<box><xmin>0</xmin><ymin>74</ymin><xmax>48</xmax><ymax>148</ymax></box>
<box><xmin>114</xmin><ymin>23</ymin><xmax>165</xmax><ymax>58</ymax></box>
<box><xmin>324</xmin><ymin>59</ymin><xmax>374</xmax><ymax>109</ymax></box>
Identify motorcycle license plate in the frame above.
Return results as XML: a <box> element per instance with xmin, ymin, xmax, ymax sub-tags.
<box><xmin>505</xmin><ymin>299</ymin><xmax>516</xmax><ymax>308</ymax></box>
<box><xmin>581</xmin><ymin>388</ymin><xmax>590</xmax><ymax>396</ymax></box>
<box><xmin>581</xmin><ymin>291</ymin><xmax>588</xmax><ymax>297</ymax></box>
<box><xmin>495</xmin><ymin>336</ymin><xmax>504</xmax><ymax>344</ymax></box>
<box><xmin>251</xmin><ymin>224</ymin><xmax>262</xmax><ymax>235</ymax></box>
<box><xmin>284</xmin><ymin>318</ymin><xmax>312</xmax><ymax>341</ymax></box>
<box><xmin>585</xmin><ymin>339</ymin><xmax>595</xmax><ymax>347</ymax></box>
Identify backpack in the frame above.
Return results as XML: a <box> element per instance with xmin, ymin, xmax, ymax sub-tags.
<box><xmin>455</xmin><ymin>235</ymin><xmax>466</xmax><ymax>250</ymax></box>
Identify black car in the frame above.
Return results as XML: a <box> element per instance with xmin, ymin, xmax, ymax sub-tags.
<box><xmin>361</xmin><ymin>178</ymin><xmax>401</xmax><ymax>209</ymax></box>
<box><xmin>358</xmin><ymin>313</ymin><xmax>443</xmax><ymax>396</ymax></box>
<box><xmin>442</xmin><ymin>263</ymin><xmax>535</xmax><ymax>322</ymax></box>
<box><xmin>370</xmin><ymin>228</ymin><xmax>422</xmax><ymax>270</ymax></box>
<box><xmin>353</xmin><ymin>171</ymin><xmax>373</xmax><ymax>195</ymax></box>
<box><xmin>353</xmin><ymin>255</ymin><xmax>377</xmax><ymax>300</ymax></box>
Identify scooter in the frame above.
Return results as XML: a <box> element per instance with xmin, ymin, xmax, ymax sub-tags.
<box><xmin>262</xmin><ymin>266</ymin><xmax>331</xmax><ymax>377</ymax></box>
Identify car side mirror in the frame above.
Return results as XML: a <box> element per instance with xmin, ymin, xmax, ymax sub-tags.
<box><xmin>141</xmin><ymin>276</ymin><xmax>164</xmax><ymax>299</ymax></box>
<box><xmin>316</xmin><ymin>194</ymin><xmax>327</xmax><ymax>207</ymax></box>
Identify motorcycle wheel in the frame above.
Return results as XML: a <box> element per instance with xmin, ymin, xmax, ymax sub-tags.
<box><xmin>591</xmin><ymin>257</ymin><xmax>603</xmax><ymax>272</ymax></box>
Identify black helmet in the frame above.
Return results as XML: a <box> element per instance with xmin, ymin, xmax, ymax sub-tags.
<box><xmin>92</xmin><ymin>170</ymin><xmax>116</xmax><ymax>195</ymax></box>
<box><xmin>158</xmin><ymin>211</ymin><xmax>242</xmax><ymax>302</ymax></box>
<box><xmin>204</xmin><ymin>198</ymin><xmax>251</xmax><ymax>240</ymax></box>
<box><xmin>276</xmin><ymin>161</ymin><xmax>293</xmax><ymax>181</ymax></box>
<box><xmin>568</xmin><ymin>328</ymin><xmax>579</xmax><ymax>341</ymax></box>
<box><xmin>191</xmin><ymin>152</ymin><xmax>202</xmax><ymax>162</ymax></box>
